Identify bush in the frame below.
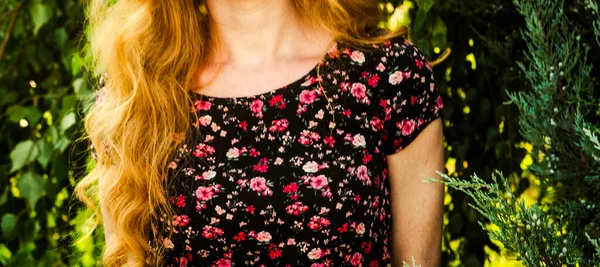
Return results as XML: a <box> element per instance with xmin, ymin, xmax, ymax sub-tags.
<box><xmin>2</xmin><ymin>0</ymin><xmax>596</xmax><ymax>266</ymax></box>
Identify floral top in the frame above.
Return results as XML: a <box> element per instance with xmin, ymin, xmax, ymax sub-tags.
<box><xmin>154</xmin><ymin>35</ymin><xmax>444</xmax><ymax>267</ymax></box>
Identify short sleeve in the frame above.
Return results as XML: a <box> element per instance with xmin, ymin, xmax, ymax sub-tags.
<box><xmin>382</xmin><ymin>39</ymin><xmax>444</xmax><ymax>155</ymax></box>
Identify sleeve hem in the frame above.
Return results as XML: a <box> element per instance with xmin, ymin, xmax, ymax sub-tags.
<box><xmin>383</xmin><ymin>111</ymin><xmax>443</xmax><ymax>155</ymax></box>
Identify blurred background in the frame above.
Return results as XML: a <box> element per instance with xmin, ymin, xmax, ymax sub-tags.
<box><xmin>1</xmin><ymin>0</ymin><xmax>599</xmax><ymax>266</ymax></box>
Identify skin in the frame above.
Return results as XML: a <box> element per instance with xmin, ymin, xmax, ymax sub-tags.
<box><xmin>199</xmin><ymin>0</ymin><xmax>445</xmax><ymax>265</ymax></box>
<box><xmin>199</xmin><ymin>0</ymin><xmax>334</xmax><ymax>97</ymax></box>
<box><xmin>387</xmin><ymin>118</ymin><xmax>445</xmax><ymax>266</ymax></box>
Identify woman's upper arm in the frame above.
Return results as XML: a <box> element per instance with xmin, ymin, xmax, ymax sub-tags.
<box><xmin>378</xmin><ymin>36</ymin><xmax>445</xmax><ymax>266</ymax></box>
<box><xmin>386</xmin><ymin>118</ymin><xmax>444</xmax><ymax>266</ymax></box>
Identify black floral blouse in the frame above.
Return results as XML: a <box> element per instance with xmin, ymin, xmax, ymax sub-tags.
<box><xmin>154</xmin><ymin>35</ymin><xmax>444</xmax><ymax>267</ymax></box>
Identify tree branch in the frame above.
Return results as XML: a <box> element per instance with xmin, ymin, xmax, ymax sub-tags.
<box><xmin>0</xmin><ymin>0</ymin><xmax>26</xmax><ymax>63</ymax></box>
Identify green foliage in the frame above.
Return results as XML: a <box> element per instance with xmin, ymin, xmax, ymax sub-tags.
<box><xmin>4</xmin><ymin>0</ymin><xmax>596</xmax><ymax>266</ymax></box>
<box><xmin>0</xmin><ymin>0</ymin><xmax>100</xmax><ymax>266</ymax></box>
<box><xmin>434</xmin><ymin>172</ymin><xmax>584</xmax><ymax>265</ymax></box>
<box><xmin>386</xmin><ymin>0</ymin><xmax>529</xmax><ymax>265</ymax></box>
<box><xmin>436</xmin><ymin>0</ymin><xmax>600</xmax><ymax>265</ymax></box>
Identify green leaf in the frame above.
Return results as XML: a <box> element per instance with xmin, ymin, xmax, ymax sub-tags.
<box><xmin>29</xmin><ymin>2</ymin><xmax>53</xmax><ymax>36</ymax></box>
<box><xmin>72</xmin><ymin>77</ymin><xmax>84</xmax><ymax>94</ymax></box>
<box><xmin>9</xmin><ymin>140</ymin><xmax>40</xmax><ymax>172</ymax></box>
<box><xmin>60</xmin><ymin>112</ymin><xmax>76</xmax><ymax>132</ymax></box>
<box><xmin>431</xmin><ymin>17</ymin><xmax>447</xmax><ymax>48</ymax></box>
<box><xmin>11</xmin><ymin>246</ymin><xmax>35</xmax><ymax>267</ymax></box>
<box><xmin>54</xmin><ymin>27</ymin><xmax>68</xmax><ymax>50</ymax></box>
<box><xmin>7</xmin><ymin>106</ymin><xmax>43</xmax><ymax>125</ymax></box>
<box><xmin>0</xmin><ymin>187</ymin><xmax>8</xmax><ymax>206</ymax></box>
<box><xmin>72</xmin><ymin>55</ymin><xmax>83</xmax><ymax>77</ymax></box>
<box><xmin>6</xmin><ymin>106</ymin><xmax>27</xmax><ymax>123</ymax></box>
<box><xmin>36</xmin><ymin>139</ymin><xmax>54</xmax><ymax>168</ymax></box>
<box><xmin>1</xmin><ymin>214</ymin><xmax>17</xmax><ymax>237</ymax></box>
<box><xmin>415</xmin><ymin>0</ymin><xmax>435</xmax><ymax>13</ymax></box>
<box><xmin>17</xmin><ymin>172</ymin><xmax>45</xmax><ymax>208</ymax></box>
<box><xmin>0</xmin><ymin>244</ymin><xmax>12</xmax><ymax>265</ymax></box>
<box><xmin>414</xmin><ymin>9</ymin><xmax>428</xmax><ymax>32</ymax></box>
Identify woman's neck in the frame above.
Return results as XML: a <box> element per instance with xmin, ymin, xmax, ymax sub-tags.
<box><xmin>206</xmin><ymin>0</ymin><xmax>317</xmax><ymax>67</ymax></box>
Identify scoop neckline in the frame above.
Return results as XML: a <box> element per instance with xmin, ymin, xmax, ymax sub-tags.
<box><xmin>191</xmin><ymin>40</ymin><xmax>338</xmax><ymax>102</ymax></box>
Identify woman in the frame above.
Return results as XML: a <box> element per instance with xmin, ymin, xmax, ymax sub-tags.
<box><xmin>77</xmin><ymin>0</ymin><xmax>445</xmax><ymax>266</ymax></box>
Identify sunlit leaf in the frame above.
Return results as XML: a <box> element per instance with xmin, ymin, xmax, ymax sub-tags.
<box><xmin>29</xmin><ymin>2</ymin><xmax>53</xmax><ymax>36</ymax></box>
<box><xmin>9</xmin><ymin>141</ymin><xmax>40</xmax><ymax>173</ymax></box>
<box><xmin>36</xmin><ymin>139</ymin><xmax>54</xmax><ymax>169</ymax></box>
<box><xmin>17</xmin><ymin>172</ymin><xmax>45</xmax><ymax>208</ymax></box>
<box><xmin>0</xmin><ymin>244</ymin><xmax>12</xmax><ymax>265</ymax></box>
<box><xmin>60</xmin><ymin>112</ymin><xmax>76</xmax><ymax>132</ymax></box>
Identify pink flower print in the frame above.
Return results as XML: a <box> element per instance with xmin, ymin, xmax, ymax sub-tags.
<box><xmin>269</xmin><ymin>94</ymin><xmax>286</xmax><ymax>109</ymax></box>
<box><xmin>256</xmin><ymin>231</ymin><xmax>272</xmax><ymax>242</ymax></box>
<box><xmin>269</xmin><ymin>119</ymin><xmax>289</xmax><ymax>132</ymax></box>
<box><xmin>307</xmin><ymin>248</ymin><xmax>323</xmax><ymax>260</ymax></box>
<box><xmin>286</xmin><ymin>201</ymin><xmax>309</xmax><ymax>216</ymax></box>
<box><xmin>215</xmin><ymin>258</ymin><xmax>231</xmax><ymax>267</ymax></box>
<box><xmin>193</xmin><ymin>144</ymin><xmax>215</xmax><ymax>158</ymax></box>
<box><xmin>226</xmin><ymin>147</ymin><xmax>240</xmax><ymax>159</ymax></box>
<box><xmin>172</xmin><ymin>194</ymin><xmax>186</xmax><ymax>208</ymax></box>
<box><xmin>163</xmin><ymin>238</ymin><xmax>174</xmax><ymax>249</ymax></box>
<box><xmin>202</xmin><ymin>170</ymin><xmax>216</xmax><ymax>180</ymax></box>
<box><xmin>351</xmin><ymin>83</ymin><xmax>367</xmax><ymax>100</ymax></box>
<box><xmin>310</xmin><ymin>175</ymin><xmax>329</xmax><ymax>189</ymax></box>
<box><xmin>388</xmin><ymin>71</ymin><xmax>405</xmax><ymax>85</ymax></box>
<box><xmin>343</xmin><ymin>109</ymin><xmax>352</xmax><ymax>118</ymax></box>
<box><xmin>307</xmin><ymin>216</ymin><xmax>330</xmax><ymax>230</ymax></box>
<box><xmin>198</xmin><ymin>115</ymin><xmax>212</xmax><ymax>126</ymax></box>
<box><xmin>355</xmin><ymin>222</ymin><xmax>365</xmax><ymax>235</ymax></box>
<box><xmin>179</xmin><ymin>257</ymin><xmax>188</xmax><ymax>267</ymax></box>
<box><xmin>352</xmin><ymin>134</ymin><xmax>366</xmax><ymax>147</ymax></box>
<box><xmin>376</xmin><ymin>62</ymin><xmax>386</xmax><ymax>72</ymax></box>
<box><xmin>202</xmin><ymin>225</ymin><xmax>223</xmax><ymax>239</ymax></box>
<box><xmin>339</xmin><ymin>82</ymin><xmax>350</xmax><ymax>92</ymax></box>
<box><xmin>249</xmin><ymin>148</ymin><xmax>261</xmax><ymax>157</ymax></box>
<box><xmin>196</xmin><ymin>186</ymin><xmax>215</xmax><ymax>201</ymax></box>
<box><xmin>436</xmin><ymin>95</ymin><xmax>444</xmax><ymax>109</ymax></box>
<box><xmin>415</xmin><ymin>59</ymin><xmax>424</xmax><ymax>69</ymax></box>
<box><xmin>173</xmin><ymin>215</ymin><xmax>190</xmax><ymax>227</ymax></box>
<box><xmin>194</xmin><ymin>100</ymin><xmax>211</xmax><ymax>111</ymax></box>
<box><xmin>299</xmin><ymin>89</ymin><xmax>318</xmax><ymax>105</ymax></box>
<box><xmin>370</xmin><ymin>117</ymin><xmax>384</xmax><ymax>131</ymax></box>
<box><xmin>324</xmin><ymin>136</ymin><xmax>336</xmax><ymax>148</ymax></box>
<box><xmin>168</xmin><ymin>161</ymin><xmax>177</xmax><ymax>169</ymax></box>
<box><xmin>303</xmin><ymin>161</ymin><xmax>320</xmax><ymax>173</ymax></box>
<box><xmin>268</xmin><ymin>244</ymin><xmax>282</xmax><ymax>259</ymax></box>
<box><xmin>398</xmin><ymin>119</ymin><xmax>416</xmax><ymax>136</ymax></box>
<box><xmin>250</xmin><ymin>177</ymin><xmax>268</xmax><ymax>192</ymax></box>
<box><xmin>350</xmin><ymin>50</ymin><xmax>365</xmax><ymax>64</ymax></box>
<box><xmin>350</xmin><ymin>252</ymin><xmax>362</xmax><ymax>266</ymax></box>
<box><xmin>250</xmin><ymin>99</ymin><xmax>264</xmax><ymax>115</ymax></box>
<box><xmin>301</xmin><ymin>77</ymin><xmax>318</xmax><ymax>87</ymax></box>
<box><xmin>298</xmin><ymin>130</ymin><xmax>321</xmax><ymax>146</ymax></box>
<box><xmin>283</xmin><ymin>182</ymin><xmax>299</xmax><ymax>194</ymax></box>
<box><xmin>357</xmin><ymin>165</ymin><xmax>369</xmax><ymax>183</ymax></box>
<box><xmin>367</xmin><ymin>74</ymin><xmax>380</xmax><ymax>87</ymax></box>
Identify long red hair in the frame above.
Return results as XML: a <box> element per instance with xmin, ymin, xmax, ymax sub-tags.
<box><xmin>76</xmin><ymin>1</ymin><xmax>406</xmax><ymax>266</ymax></box>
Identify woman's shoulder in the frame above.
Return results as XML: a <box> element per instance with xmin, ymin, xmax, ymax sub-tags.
<box><xmin>332</xmin><ymin>31</ymin><xmax>430</xmax><ymax>75</ymax></box>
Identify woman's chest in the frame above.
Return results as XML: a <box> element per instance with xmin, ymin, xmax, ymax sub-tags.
<box><xmin>167</xmin><ymin>90</ymin><xmax>393</xmax><ymax>219</ymax></box>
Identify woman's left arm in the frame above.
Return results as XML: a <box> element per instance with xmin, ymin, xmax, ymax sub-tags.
<box><xmin>386</xmin><ymin>117</ymin><xmax>445</xmax><ymax>266</ymax></box>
